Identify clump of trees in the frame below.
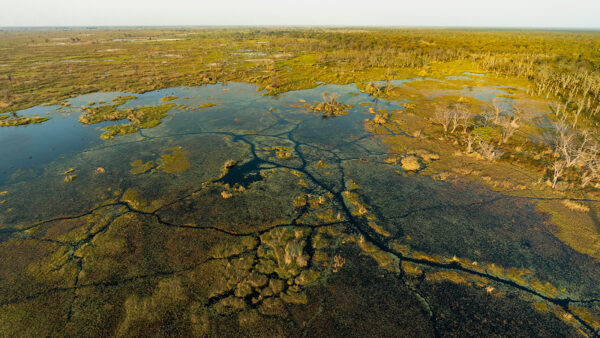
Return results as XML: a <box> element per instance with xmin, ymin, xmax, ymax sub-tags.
<box><xmin>433</xmin><ymin>102</ymin><xmax>472</xmax><ymax>134</ymax></box>
<box><xmin>307</xmin><ymin>92</ymin><xmax>353</xmax><ymax>118</ymax></box>
<box><xmin>432</xmin><ymin>100</ymin><xmax>512</xmax><ymax>161</ymax></box>
<box><xmin>549</xmin><ymin>119</ymin><xmax>599</xmax><ymax>188</ymax></box>
<box><xmin>431</xmin><ymin>97</ymin><xmax>600</xmax><ymax>190</ymax></box>
<box><xmin>478</xmin><ymin>55</ymin><xmax>600</xmax><ymax>129</ymax></box>
<box><xmin>362</xmin><ymin>81</ymin><xmax>395</xmax><ymax>98</ymax></box>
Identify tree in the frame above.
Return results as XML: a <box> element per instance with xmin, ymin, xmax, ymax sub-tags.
<box><xmin>549</xmin><ymin>119</ymin><xmax>598</xmax><ymax>188</ymax></box>
<box><xmin>477</xmin><ymin>141</ymin><xmax>503</xmax><ymax>161</ymax></box>
<box><xmin>581</xmin><ymin>157</ymin><xmax>599</xmax><ymax>188</ymax></box>
<box><xmin>465</xmin><ymin>130</ymin><xmax>475</xmax><ymax>153</ymax></box>
<box><xmin>498</xmin><ymin>114</ymin><xmax>520</xmax><ymax>144</ymax></box>
<box><xmin>552</xmin><ymin>120</ymin><xmax>581</xmax><ymax>168</ymax></box>
<box><xmin>551</xmin><ymin>160</ymin><xmax>566</xmax><ymax>189</ymax></box>
<box><xmin>433</xmin><ymin>105</ymin><xmax>453</xmax><ymax>133</ymax></box>
<box><xmin>450</xmin><ymin>103</ymin><xmax>470</xmax><ymax>134</ymax></box>
<box><xmin>580</xmin><ymin>143</ymin><xmax>600</xmax><ymax>187</ymax></box>
<box><xmin>486</xmin><ymin>99</ymin><xmax>503</xmax><ymax>124</ymax></box>
<box><xmin>322</xmin><ymin>92</ymin><xmax>339</xmax><ymax>104</ymax></box>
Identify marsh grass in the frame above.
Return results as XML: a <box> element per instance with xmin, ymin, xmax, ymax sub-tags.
<box><xmin>0</xmin><ymin>115</ymin><xmax>49</xmax><ymax>127</ymax></box>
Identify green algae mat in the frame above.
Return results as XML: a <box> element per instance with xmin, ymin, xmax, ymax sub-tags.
<box><xmin>0</xmin><ymin>81</ymin><xmax>599</xmax><ymax>337</ymax></box>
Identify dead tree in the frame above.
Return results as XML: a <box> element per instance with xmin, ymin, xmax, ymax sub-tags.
<box><xmin>434</xmin><ymin>105</ymin><xmax>453</xmax><ymax>133</ymax></box>
<box><xmin>498</xmin><ymin>115</ymin><xmax>520</xmax><ymax>144</ymax></box>
<box><xmin>580</xmin><ymin>142</ymin><xmax>600</xmax><ymax>187</ymax></box>
<box><xmin>465</xmin><ymin>130</ymin><xmax>475</xmax><ymax>153</ymax></box>
<box><xmin>581</xmin><ymin>157</ymin><xmax>599</xmax><ymax>188</ymax></box>
<box><xmin>477</xmin><ymin>141</ymin><xmax>503</xmax><ymax>161</ymax></box>
<box><xmin>487</xmin><ymin>99</ymin><xmax>503</xmax><ymax>124</ymax></box>
<box><xmin>552</xmin><ymin>120</ymin><xmax>580</xmax><ymax>168</ymax></box>
<box><xmin>450</xmin><ymin>103</ymin><xmax>470</xmax><ymax>134</ymax></box>
<box><xmin>551</xmin><ymin>160</ymin><xmax>566</xmax><ymax>189</ymax></box>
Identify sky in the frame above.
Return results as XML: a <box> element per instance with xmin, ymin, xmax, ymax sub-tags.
<box><xmin>0</xmin><ymin>0</ymin><xmax>599</xmax><ymax>29</ymax></box>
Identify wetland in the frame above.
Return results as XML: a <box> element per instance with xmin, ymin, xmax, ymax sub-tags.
<box><xmin>1</xmin><ymin>28</ymin><xmax>600</xmax><ymax>337</ymax></box>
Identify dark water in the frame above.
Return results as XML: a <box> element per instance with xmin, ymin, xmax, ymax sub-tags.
<box><xmin>0</xmin><ymin>82</ymin><xmax>597</xmax><ymax>336</ymax></box>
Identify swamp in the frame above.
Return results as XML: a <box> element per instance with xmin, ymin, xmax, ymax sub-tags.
<box><xmin>0</xmin><ymin>27</ymin><xmax>600</xmax><ymax>337</ymax></box>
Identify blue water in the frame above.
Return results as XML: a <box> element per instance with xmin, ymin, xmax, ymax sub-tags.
<box><xmin>0</xmin><ymin>82</ymin><xmax>405</xmax><ymax>186</ymax></box>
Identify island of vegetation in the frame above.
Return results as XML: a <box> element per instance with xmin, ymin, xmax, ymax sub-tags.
<box><xmin>0</xmin><ymin>112</ymin><xmax>49</xmax><ymax>126</ymax></box>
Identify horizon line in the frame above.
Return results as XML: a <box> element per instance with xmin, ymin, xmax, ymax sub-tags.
<box><xmin>1</xmin><ymin>25</ymin><xmax>599</xmax><ymax>32</ymax></box>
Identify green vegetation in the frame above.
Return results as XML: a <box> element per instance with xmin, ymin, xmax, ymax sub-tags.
<box><xmin>112</xmin><ymin>95</ymin><xmax>137</xmax><ymax>106</ymax></box>
<box><xmin>2</xmin><ymin>28</ymin><xmax>600</xmax><ymax>337</ymax></box>
<box><xmin>161</xmin><ymin>95</ymin><xmax>178</xmax><ymax>101</ymax></box>
<box><xmin>129</xmin><ymin>159</ymin><xmax>155</xmax><ymax>175</ymax></box>
<box><xmin>155</xmin><ymin>147</ymin><xmax>190</xmax><ymax>173</ymax></box>
<box><xmin>101</xmin><ymin>124</ymin><xmax>138</xmax><ymax>139</ymax></box>
<box><xmin>80</xmin><ymin>102</ymin><xmax>173</xmax><ymax>125</ymax></box>
<box><xmin>79</xmin><ymin>102</ymin><xmax>174</xmax><ymax>138</ymax></box>
<box><xmin>128</xmin><ymin>147</ymin><xmax>190</xmax><ymax>174</ymax></box>
<box><xmin>0</xmin><ymin>115</ymin><xmax>49</xmax><ymax>127</ymax></box>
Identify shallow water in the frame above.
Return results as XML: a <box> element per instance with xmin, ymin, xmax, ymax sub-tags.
<box><xmin>0</xmin><ymin>83</ymin><xmax>400</xmax><ymax>186</ymax></box>
<box><xmin>0</xmin><ymin>82</ymin><xmax>598</xmax><ymax>336</ymax></box>
<box><xmin>463</xmin><ymin>72</ymin><xmax>487</xmax><ymax>77</ymax></box>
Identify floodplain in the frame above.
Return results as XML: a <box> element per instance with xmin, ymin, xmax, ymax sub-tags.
<box><xmin>1</xmin><ymin>28</ymin><xmax>600</xmax><ymax>337</ymax></box>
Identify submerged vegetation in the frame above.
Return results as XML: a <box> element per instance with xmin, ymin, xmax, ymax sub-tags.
<box><xmin>128</xmin><ymin>147</ymin><xmax>190</xmax><ymax>174</ymax></box>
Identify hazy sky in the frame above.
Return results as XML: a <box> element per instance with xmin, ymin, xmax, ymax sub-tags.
<box><xmin>1</xmin><ymin>0</ymin><xmax>599</xmax><ymax>28</ymax></box>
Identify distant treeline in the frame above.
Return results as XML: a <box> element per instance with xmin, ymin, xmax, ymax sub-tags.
<box><xmin>248</xmin><ymin>29</ymin><xmax>600</xmax><ymax>126</ymax></box>
<box><xmin>1</xmin><ymin>28</ymin><xmax>599</xmax><ymax>127</ymax></box>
